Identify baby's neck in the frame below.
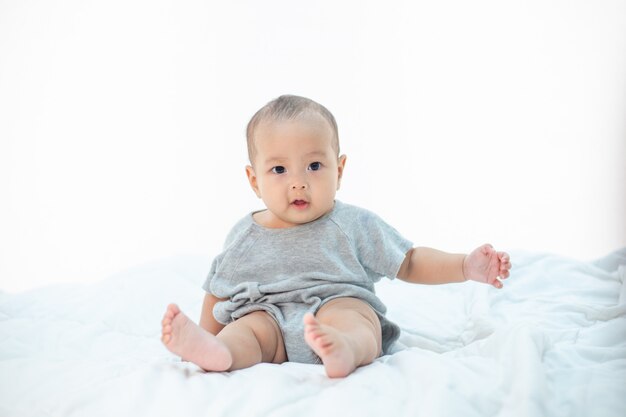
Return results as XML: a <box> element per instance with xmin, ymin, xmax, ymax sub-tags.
<box><xmin>252</xmin><ymin>206</ymin><xmax>333</xmax><ymax>229</ymax></box>
<box><xmin>252</xmin><ymin>210</ymin><xmax>300</xmax><ymax>229</ymax></box>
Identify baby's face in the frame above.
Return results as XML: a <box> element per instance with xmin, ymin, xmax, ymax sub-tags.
<box><xmin>246</xmin><ymin>114</ymin><xmax>346</xmax><ymax>228</ymax></box>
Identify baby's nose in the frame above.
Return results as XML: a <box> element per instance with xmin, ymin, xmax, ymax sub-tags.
<box><xmin>291</xmin><ymin>182</ymin><xmax>307</xmax><ymax>190</ymax></box>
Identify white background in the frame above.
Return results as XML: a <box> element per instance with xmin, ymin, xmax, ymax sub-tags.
<box><xmin>1</xmin><ymin>0</ymin><xmax>625</xmax><ymax>293</ymax></box>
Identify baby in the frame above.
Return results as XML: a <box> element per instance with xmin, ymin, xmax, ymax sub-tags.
<box><xmin>161</xmin><ymin>95</ymin><xmax>512</xmax><ymax>378</ymax></box>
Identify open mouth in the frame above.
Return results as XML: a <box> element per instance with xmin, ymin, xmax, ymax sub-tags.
<box><xmin>292</xmin><ymin>199</ymin><xmax>309</xmax><ymax>208</ymax></box>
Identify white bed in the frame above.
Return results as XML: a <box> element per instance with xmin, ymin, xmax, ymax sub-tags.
<box><xmin>1</xmin><ymin>249</ymin><xmax>625</xmax><ymax>417</ymax></box>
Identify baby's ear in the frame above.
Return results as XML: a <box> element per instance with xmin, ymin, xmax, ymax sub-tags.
<box><xmin>245</xmin><ymin>165</ymin><xmax>262</xmax><ymax>198</ymax></box>
<box><xmin>336</xmin><ymin>155</ymin><xmax>347</xmax><ymax>189</ymax></box>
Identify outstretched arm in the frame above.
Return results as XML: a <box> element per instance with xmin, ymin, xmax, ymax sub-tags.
<box><xmin>396</xmin><ymin>244</ymin><xmax>511</xmax><ymax>288</ymax></box>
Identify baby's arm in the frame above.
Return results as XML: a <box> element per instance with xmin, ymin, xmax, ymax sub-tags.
<box><xmin>199</xmin><ymin>293</ymin><xmax>227</xmax><ymax>335</ymax></box>
<box><xmin>396</xmin><ymin>244</ymin><xmax>511</xmax><ymax>288</ymax></box>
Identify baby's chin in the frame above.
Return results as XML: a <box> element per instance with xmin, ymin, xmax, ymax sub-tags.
<box><xmin>282</xmin><ymin>206</ymin><xmax>328</xmax><ymax>226</ymax></box>
<box><xmin>262</xmin><ymin>199</ymin><xmax>335</xmax><ymax>228</ymax></box>
<box><xmin>283</xmin><ymin>212</ymin><xmax>321</xmax><ymax>226</ymax></box>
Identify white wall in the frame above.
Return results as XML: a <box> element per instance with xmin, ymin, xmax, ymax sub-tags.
<box><xmin>1</xmin><ymin>0</ymin><xmax>625</xmax><ymax>293</ymax></box>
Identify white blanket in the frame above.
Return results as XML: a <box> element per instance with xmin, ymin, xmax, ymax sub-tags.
<box><xmin>1</xmin><ymin>250</ymin><xmax>625</xmax><ymax>417</ymax></box>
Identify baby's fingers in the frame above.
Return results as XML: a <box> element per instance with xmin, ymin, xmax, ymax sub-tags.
<box><xmin>497</xmin><ymin>251</ymin><xmax>510</xmax><ymax>263</ymax></box>
<box><xmin>496</xmin><ymin>252</ymin><xmax>511</xmax><ymax>281</ymax></box>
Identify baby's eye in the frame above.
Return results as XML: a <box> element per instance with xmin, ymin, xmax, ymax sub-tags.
<box><xmin>308</xmin><ymin>162</ymin><xmax>321</xmax><ymax>171</ymax></box>
<box><xmin>271</xmin><ymin>166</ymin><xmax>286</xmax><ymax>174</ymax></box>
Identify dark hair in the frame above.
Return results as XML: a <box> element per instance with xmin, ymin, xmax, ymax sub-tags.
<box><xmin>246</xmin><ymin>95</ymin><xmax>339</xmax><ymax>163</ymax></box>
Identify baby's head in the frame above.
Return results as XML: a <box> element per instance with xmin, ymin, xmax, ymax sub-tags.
<box><xmin>245</xmin><ymin>95</ymin><xmax>347</xmax><ymax>228</ymax></box>
<box><xmin>246</xmin><ymin>95</ymin><xmax>340</xmax><ymax>165</ymax></box>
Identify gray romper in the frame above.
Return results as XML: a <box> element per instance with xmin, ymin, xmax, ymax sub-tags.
<box><xmin>202</xmin><ymin>200</ymin><xmax>413</xmax><ymax>364</ymax></box>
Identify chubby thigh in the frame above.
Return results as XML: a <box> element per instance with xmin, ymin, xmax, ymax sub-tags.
<box><xmin>269</xmin><ymin>297</ymin><xmax>383</xmax><ymax>365</ymax></box>
<box><xmin>216</xmin><ymin>310</ymin><xmax>287</xmax><ymax>370</ymax></box>
<box><xmin>217</xmin><ymin>297</ymin><xmax>383</xmax><ymax>369</ymax></box>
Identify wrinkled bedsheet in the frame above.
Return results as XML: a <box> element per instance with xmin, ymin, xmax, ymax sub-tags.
<box><xmin>1</xmin><ymin>249</ymin><xmax>625</xmax><ymax>417</ymax></box>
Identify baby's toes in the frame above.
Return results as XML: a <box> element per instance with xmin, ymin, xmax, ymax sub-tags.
<box><xmin>303</xmin><ymin>312</ymin><xmax>317</xmax><ymax>326</ymax></box>
<box><xmin>306</xmin><ymin>326</ymin><xmax>322</xmax><ymax>341</ymax></box>
<box><xmin>161</xmin><ymin>325</ymin><xmax>172</xmax><ymax>344</ymax></box>
<box><xmin>166</xmin><ymin>303</ymin><xmax>180</xmax><ymax>317</ymax></box>
<box><xmin>162</xmin><ymin>304</ymin><xmax>181</xmax><ymax>326</ymax></box>
<box><xmin>318</xmin><ymin>335</ymin><xmax>333</xmax><ymax>349</ymax></box>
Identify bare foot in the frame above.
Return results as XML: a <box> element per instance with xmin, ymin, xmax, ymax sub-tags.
<box><xmin>161</xmin><ymin>303</ymin><xmax>232</xmax><ymax>371</ymax></box>
<box><xmin>303</xmin><ymin>313</ymin><xmax>356</xmax><ymax>378</ymax></box>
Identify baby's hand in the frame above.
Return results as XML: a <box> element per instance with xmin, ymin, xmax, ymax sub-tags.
<box><xmin>463</xmin><ymin>244</ymin><xmax>511</xmax><ymax>289</ymax></box>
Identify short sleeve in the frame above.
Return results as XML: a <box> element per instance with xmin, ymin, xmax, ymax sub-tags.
<box><xmin>202</xmin><ymin>213</ymin><xmax>253</xmax><ymax>294</ymax></box>
<box><xmin>352</xmin><ymin>209</ymin><xmax>413</xmax><ymax>281</ymax></box>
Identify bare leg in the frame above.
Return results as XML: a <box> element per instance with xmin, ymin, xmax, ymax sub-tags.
<box><xmin>161</xmin><ymin>304</ymin><xmax>286</xmax><ymax>372</ymax></box>
<box><xmin>303</xmin><ymin>297</ymin><xmax>382</xmax><ymax>378</ymax></box>
<box><xmin>216</xmin><ymin>310</ymin><xmax>286</xmax><ymax>370</ymax></box>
